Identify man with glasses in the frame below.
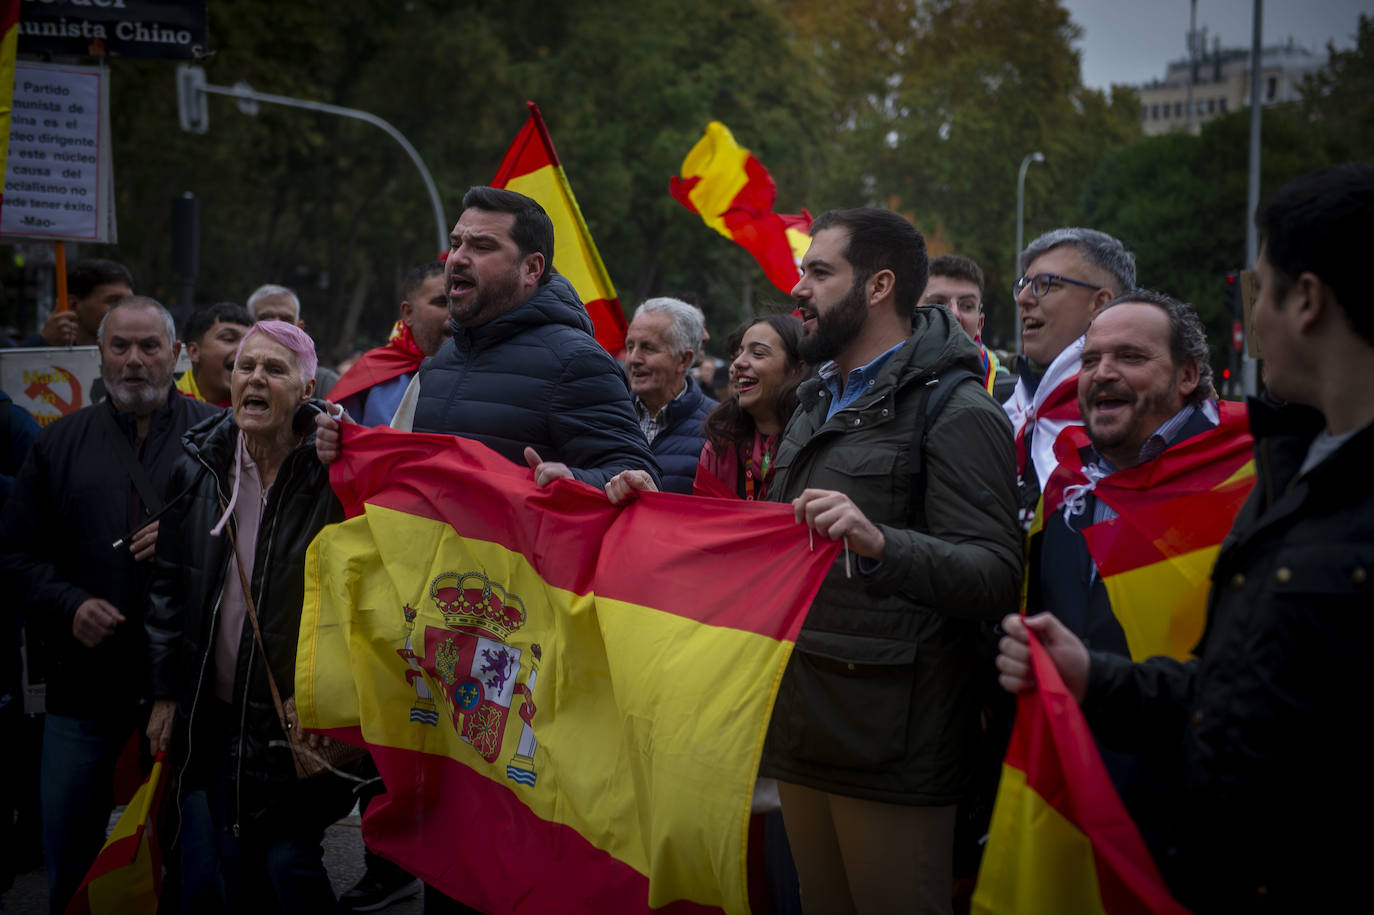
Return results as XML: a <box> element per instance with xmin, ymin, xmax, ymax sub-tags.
<box><xmin>920</xmin><ymin>254</ymin><xmax>1013</xmax><ymax>398</ymax></box>
<box><xmin>1004</xmin><ymin>228</ymin><xmax>1136</xmax><ymax>527</ymax></box>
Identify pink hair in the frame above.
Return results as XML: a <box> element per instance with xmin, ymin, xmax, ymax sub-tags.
<box><xmin>234</xmin><ymin>320</ymin><xmax>318</xmax><ymax>385</ymax></box>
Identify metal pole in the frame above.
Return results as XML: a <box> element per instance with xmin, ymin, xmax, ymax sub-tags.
<box><xmin>1015</xmin><ymin>151</ymin><xmax>1045</xmax><ymax>355</ymax></box>
<box><xmin>1243</xmin><ymin>0</ymin><xmax>1263</xmax><ymax>396</ymax></box>
<box><xmin>200</xmin><ymin>82</ymin><xmax>448</xmax><ymax>255</ymax></box>
<box><xmin>1186</xmin><ymin>0</ymin><xmax>1198</xmax><ymax>133</ymax></box>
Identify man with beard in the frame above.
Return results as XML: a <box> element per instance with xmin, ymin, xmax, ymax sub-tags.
<box><xmin>0</xmin><ymin>296</ymin><xmax>218</xmax><ymax>913</ymax></box>
<box><xmin>175</xmin><ymin>301</ymin><xmax>254</xmax><ymax>407</ymax></box>
<box><xmin>331</xmin><ymin>260</ymin><xmax>451</xmax><ymax>428</ymax></box>
<box><xmin>760</xmin><ymin>208</ymin><xmax>1021</xmax><ymax>914</ymax></box>
<box><xmin>318</xmin><ymin>186</ymin><xmax>657</xmax><ymax>489</ymax></box>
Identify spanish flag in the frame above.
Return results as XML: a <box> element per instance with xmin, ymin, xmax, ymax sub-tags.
<box><xmin>1041</xmin><ymin>401</ymin><xmax>1255</xmax><ymax>661</ymax></box>
<box><xmin>670</xmin><ymin>122</ymin><xmax>811</xmax><ymax>295</ymax></box>
<box><xmin>328</xmin><ymin>319</ymin><xmax>427</xmax><ymax>404</ymax></box>
<box><xmin>972</xmin><ymin>633</ymin><xmax>1191</xmax><ymax>915</ymax></box>
<box><xmin>493</xmin><ymin>102</ymin><xmax>627</xmax><ymax>354</ymax></box>
<box><xmin>297</xmin><ymin>425</ymin><xmax>839</xmax><ymax>913</ymax></box>
<box><xmin>65</xmin><ymin>753</ymin><xmax>168</xmax><ymax>915</ymax></box>
<box><xmin>0</xmin><ymin>0</ymin><xmax>21</xmax><ymax>219</ymax></box>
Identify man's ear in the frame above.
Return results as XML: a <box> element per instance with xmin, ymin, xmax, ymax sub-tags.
<box><xmin>868</xmin><ymin>269</ymin><xmax>896</xmax><ymax>308</ymax></box>
<box><xmin>1293</xmin><ymin>271</ymin><xmax>1328</xmax><ymax>334</ymax></box>
<box><xmin>400</xmin><ymin>300</ymin><xmax>416</xmax><ymax>328</ymax></box>
<box><xmin>522</xmin><ymin>252</ymin><xmax>546</xmax><ymax>288</ymax></box>
<box><xmin>1089</xmin><ymin>287</ymin><xmax>1115</xmax><ymax>315</ymax></box>
<box><xmin>1177</xmin><ymin>358</ymin><xmax>1200</xmax><ymax>400</ymax></box>
<box><xmin>185</xmin><ymin>340</ymin><xmax>199</xmax><ymax>366</ymax></box>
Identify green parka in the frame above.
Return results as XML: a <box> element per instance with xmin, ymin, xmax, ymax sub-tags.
<box><xmin>760</xmin><ymin>305</ymin><xmax>1022</xmax><ymax>804</ymax></box>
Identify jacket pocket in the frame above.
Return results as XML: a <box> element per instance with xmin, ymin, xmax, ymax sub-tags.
<box><xmin>778</xmin><ymin>634</ymin><xmax>917</xmax><ymax>771</ymax></box>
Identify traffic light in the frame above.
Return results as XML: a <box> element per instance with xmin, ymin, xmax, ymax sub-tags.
<box><xmin>1224</xmin><ymin>270</ymin><xmax>1241</xmax><ymax>315</ymax></box>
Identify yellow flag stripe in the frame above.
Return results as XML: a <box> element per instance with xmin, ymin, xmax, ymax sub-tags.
<box><xmin>1101</xmin><ymin>544</ymin><xmax>1219</xmax><ymax>661</ymax></box>
<box><xmin>506</xmin><ymin>164</ymin><xmax>617</xmax><ymax>304</ymax></box>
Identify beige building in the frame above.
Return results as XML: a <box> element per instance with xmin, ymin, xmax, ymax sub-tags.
<box><xmin>1136</xmin><ymin>38</ymin><xmax>1326</xmax><ymax>136</ymax></box>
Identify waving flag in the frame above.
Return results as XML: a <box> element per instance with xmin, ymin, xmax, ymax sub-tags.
<box><xmin>0</xmin><ymin>0</ymin><xmax>21</xmax><ymax>220</ymax></box>
<box><xmin>296</xmin><ymin>425</ymin><xmax>838</xmax><ymax>913</ymax></box>
<box><xmin>1042</xmin><ymin>401</ymin><xmax>1255</xmax><ymax>661</ymax></box>
<box><xmin>670</xmin><ymin>122</ymin><xmax>811</xmax><ymax>295</ymax></box>
<box><xmin>328</xmin><ymin>319</ymin><xmax>427</xmax><ymax>404</ymax></box>
<box><xmin>972</xmin><ymin>632</ymin><xmax>1190</xmax><ymax>915</ymax></box>
<box><xmin>66</xmin><ymin>753</ymin><xmax>169</xmax><ymax>915</ymax></box>
<box><xmin>492</xmin><ymin>102</ymin><xmax>627</xmax><ymax>353</ymax></box>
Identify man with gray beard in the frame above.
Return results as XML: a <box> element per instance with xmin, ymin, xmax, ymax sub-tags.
<box><xmin>0</xmin><ymin>296</ymin><xmax>218</xmax><ymax>914</ymax></box>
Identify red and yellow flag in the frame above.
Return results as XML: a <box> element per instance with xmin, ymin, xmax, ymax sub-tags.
<box><xmin>492</xmin><ymin>102</ymin><xmax>627</xmax><ymax>354</ymax></box>
<box><xmin>972</xmin><ymin>633</ymin><xmax>1191</xmax><ymax>915</ymax></box>
<box><xmin>1041</xmin><ymin>401</ymin><xmax>1255</xmax><ymax>661</ymax></box>
<box><xmin>0</xmin><ymin>0</ymin><xmax>22</xmax><ymax>220</ymax></box>
<box><xmin>66</xmin><ymin>753</ymin><xmax>168</xmax><ymax>915</ymax></box>
<box><xmin>328</xmin><ymin>319</ymin><xmax>427</xmax><ymax>404</ymax></box>
<box><xmin>297</xmin><ymin>425</ymin><xmax>839</xmax><ymax>913</ymax></box>
<box><xmin>670</xmin><ymin>122</ymin><xmax>811</xmax><ymax>295</ymax></box>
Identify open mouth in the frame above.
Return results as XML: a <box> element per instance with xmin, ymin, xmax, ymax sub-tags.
<box><xmin>795</xmin><ymin>304</ymin><xmax>817</xmax><ymax>331</ymax></box>
<box><xmin>1090</xmin><ymin>389</ymin><xmax>1132</xmax><ymax>415</ymax></box>
<box><xmin>1021</xmin><ymin>316</ymin><xmax>1045</xmax><ymax>334</ymax></box>
<box><xmin>736</xmin><ymin>374</ymin><xmax>759</xmax><ymax>395</ymax></box>
<box><xmin>449</xmin><ymin>274</ymin><xmax>475</xmax><ymax>297</ymax></box>
<box><xmin>240</xmin><ymin>395</ymin><xmax>270</xmax><ymax>415</ymax></box>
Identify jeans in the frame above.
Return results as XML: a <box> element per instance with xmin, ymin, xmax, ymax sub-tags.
<box><xmin>177</xmin><ymin>699</ymin><xmax>339</xmax><ymax>914</ymax></box>
<box><xmin>40</xmin><ymin>711</ymin><xmax>139</xmax><ymax>915</ymax></box>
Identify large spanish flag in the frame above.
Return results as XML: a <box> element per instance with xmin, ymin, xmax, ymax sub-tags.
<box><xmin>1041</xmin><ymin>401</ymin><xmax>1254</xmax><ymax>661</ymax></box>
<box><xmin>297</xmin><ymin>425</ymin><xmax>839</xmax><ymax>913</ymax></box>
<box><xmin>670</xmin><ymin>122</ymin><xmax>811</xmax><ymax>295</ymax></box>
<box><xmin>492</xmin><ymin>102</ymin><xmax>627</xmax><ymax>354</ymax></box>
<box><xmin>971</xmin><ymin>633</ymin><xmax>1191</xmax><ymax>915</ymax></box>
<box><xmin>0</xmin><ymin>0</ymin><xmax>21</xmax><ymax>219</ymax></box>
<box><xmin>66</xmin><ymin>753</ymin><xmax>168</xmax><ymax>915</ymax></box>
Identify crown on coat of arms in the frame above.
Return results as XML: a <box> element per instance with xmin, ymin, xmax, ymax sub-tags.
<box><xmin>429</xmin><ymin>570</ymin><xmax>526</xmax><ymax>640</ymax></box>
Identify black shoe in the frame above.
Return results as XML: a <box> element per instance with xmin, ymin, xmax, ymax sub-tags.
<box><xmin>339</xmin><ymin>868</ymin><xmax>422</xmax><ymax>912</ymax></box>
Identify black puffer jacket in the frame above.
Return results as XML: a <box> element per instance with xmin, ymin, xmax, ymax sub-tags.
<box><xmin>1083</xmin><ymin>396</ymin><xmax>1374</xmax><ymax>912</ymax></box>
<box><xmin>648</xmin><ymin>374</ymin><xmax>715</xmax><ymax>494</ymax></box>
<box><xmin>760</xmin><ymin>306</ymin><xmax>1022</xmax><ymax>804</ymax></box>
<box><xmin>146</xmin><ymin>402</ymin><xmax>351</xmax><ymax>833</ymax></box>
<box><xmin>414</xmin><ymin>274</ymin><xmax>660</xmax><ymax>489</ymax></box>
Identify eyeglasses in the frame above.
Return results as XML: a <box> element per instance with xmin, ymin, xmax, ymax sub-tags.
<box><xmin>1013</xmin><ymin>273</ymin><xmax>1101</xmax><ymax>298</ymax></box>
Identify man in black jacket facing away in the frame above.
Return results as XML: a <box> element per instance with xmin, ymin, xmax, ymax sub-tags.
<box><xmin>998</xmin><ymin>163</ymin><xmax>1374</xmax><ymax>912</ymax></box>
<box><xmin>0</xmin><ymin>296</ymin><xmax>218</xmax><ymax>913</ymax></box>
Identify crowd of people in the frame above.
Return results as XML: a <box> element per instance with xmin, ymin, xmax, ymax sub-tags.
<box><xmin>0</xmin><ymin>161</ymin><xmax>1370</xmax><ymax>914</ymax></box>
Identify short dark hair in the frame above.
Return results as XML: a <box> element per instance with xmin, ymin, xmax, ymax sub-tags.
<box><xmin>1256</xmin><ymin>162</ymin><xmax>1374</xmax><ymax>346</ymax></box>
<box><xmin>929</xmin><ymin>254</ymin><xmax>985</xmax><ymax>299</ymax></box>
<box><xmin>809</xmin><ymin>208</ymin><xmax>927</xmax><ymax>319</ymax></box>
<box><xmin>460</xmin><ymin>186</ymin><xmax>555</xmax><ymax>286</ymax></box>
<box><xmin>1099</xmin><ymin>289</ymin><xmax>1214</xmax><ymax>406</ymax></box>
<box><xmin>181</xmin><ymin>302</ymin><xmax>253</xmax><ymax>346</ymax></box>
<box><xmin>69</xmin><ymin>258</ymin><xmax>133</xmax><ymax>300</ymax></box>
<box><xmin>402</xmin><ymin>261</ymin><xmax>445</xmax><ymax>302</ymax></box>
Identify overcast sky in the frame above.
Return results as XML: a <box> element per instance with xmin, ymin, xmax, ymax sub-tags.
<box><xmin>1061</xmin><ymin>0</ymin><xmax>1372</xmax><ymax>90</ymax></box>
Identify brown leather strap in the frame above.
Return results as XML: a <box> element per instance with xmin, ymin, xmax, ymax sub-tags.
<box><xmin>224</xmin><ymin>511</ymin><xmax>294</xmax><ymax>739</ymax></box>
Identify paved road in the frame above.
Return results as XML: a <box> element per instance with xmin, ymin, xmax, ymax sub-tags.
<box><xmin>1</xmin><ymin>812</ymin><xmax>424</xmax><ymax>914</ymax></box>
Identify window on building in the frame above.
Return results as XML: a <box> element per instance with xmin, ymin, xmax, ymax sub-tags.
<box><xmin>1152</xmin><ymin>104</ymin><xmax>1160</xmax><ymax>119</ymax></box>
<box><xmin>1208</xmin><ymin>98</ymin><xmax>1216</xmax><ymax>114</ymax></box>
<box><xmin>1175</xmin><ymin>102</ymin><xmax>1183</xmax><ymax>117</ymax></box>
<box><xmin>1266</xmin><ymin>76</ymin><xmax>1277</xmax><ymax>101</ymax></box>
<box><xmin>1197</xmin><ymin>101</ymin><xmax>1205</xmax><ymax>115</ymax></box>
<box><xmin>1220</xmin><ymin>97</ymin><xmax>1227</xmax><ymax>113</ymax></box>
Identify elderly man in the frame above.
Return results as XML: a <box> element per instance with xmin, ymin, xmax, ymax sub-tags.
<box><xmin>762</xmin><ymin>208</ymin><xmax>1021</xmax><ymax>914</ymax></box>
<box><xmin>999</xmin><ymin>163</ymin><xmax>1374</xmax><ymax>912</ymax></box>
<box><xmin>17</xmin><ymin>259</ymin><xmax>134</xmax><ymax>348</ymax></box>
<box><xmin>331</xmin><ymin>261</ymin><xmax>450</xmax><ymax>428</ymax></box>
<box><xmin>175</xmin><ymin>301</ymin><xmax>254</xmax><ymax>407</ymax></box>
<box><xmin>1004</xmin><ymin>228</ymin><xmax>1135</xmax><ymax>526</ymax></box>
<box><xmin>0</xmin><ymin>296</ymin><xmax>217</xmax><ymax>913</ymax></box>
<box><xmin>624</xmin><ymin>297</ymin><xmax>716</xmax><ymax>493</ymax></box>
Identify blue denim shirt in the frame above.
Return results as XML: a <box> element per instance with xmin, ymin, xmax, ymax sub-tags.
<box><xmin>819</xmin><ymin>340</ymin><xmax>906</xmax><ymax>422</ymax></box>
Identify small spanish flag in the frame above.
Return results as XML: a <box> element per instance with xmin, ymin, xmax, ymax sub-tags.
<box><xmin>297</xmin><ymin>424</ymin><xmax>839</xmax><ymax>913</ymax></box>
<box><xmin>493</xmin><ymin>102</ymin><xmax>627</xmax><ymax>354</ymax></box>
<box><xmin>66</xmin><ymin>752</ymin><xmax>168</xmax><ymax>915</ymax></box>
<box><xmin>670</xmin><ymin>122</ymin><xmax>811</xmax><ymax>295</ymax></box>
<box><xmin>972</xmin><ymin>633</ymin><xmax>1191</xmax><ymax>914</ymax></box>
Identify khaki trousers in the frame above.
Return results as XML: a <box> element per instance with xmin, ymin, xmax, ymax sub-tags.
<box><xmin>777</xmin><ymin>781</ymin><xmax>956</xmax><ymax>915</ymax></box>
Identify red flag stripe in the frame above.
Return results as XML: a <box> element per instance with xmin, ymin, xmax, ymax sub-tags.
<box><xmin>1084</xmin><ymin>477</ymin><xmax>1253</xmax><ymax>577</ymax></box>
<box><xmin>332</xmin><ymin>425</ymin><xmax>837</xmax><ymax>640</ymax></box>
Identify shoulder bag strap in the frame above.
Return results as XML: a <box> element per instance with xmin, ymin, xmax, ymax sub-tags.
<box><xmin>104</xmin><ymin>405</ymin><xmax>164</xmax><ymax>515</ymax></box>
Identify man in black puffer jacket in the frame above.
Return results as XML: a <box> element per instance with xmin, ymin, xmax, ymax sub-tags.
<box><xmin>624</xmin><ymin>297</ymin><xmax>715</xmax><ymax>493</ymax></box>
<box><xmin>327</xmin><ymin>187</ymin><xmax>659</xmax><ymax>493</ymax></box>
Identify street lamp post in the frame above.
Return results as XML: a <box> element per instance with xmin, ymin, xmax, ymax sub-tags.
<box><xmin>1015</xmin><ymin>151</ymin><xmax>1045</xmax><ymax>355</ymax></box>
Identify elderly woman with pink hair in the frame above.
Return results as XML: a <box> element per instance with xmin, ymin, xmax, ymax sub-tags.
<box><xmin>146</xmin><ymin>320</ymin><xmax>356</xmax><ymax>912</ymax></box>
